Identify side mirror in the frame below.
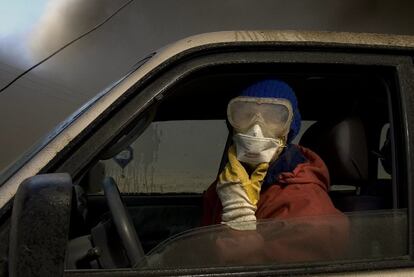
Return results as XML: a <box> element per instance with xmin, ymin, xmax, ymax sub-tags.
<box><xmin>9</xmin><ymin>173</ymin><xmax>73</xmax><ymax>277</ymax></box>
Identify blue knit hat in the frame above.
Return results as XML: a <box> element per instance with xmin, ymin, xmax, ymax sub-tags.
<box><xmin>240</xmin><ymin>79</ymin><xmax>301</xmax><ymax>143</ymax></box>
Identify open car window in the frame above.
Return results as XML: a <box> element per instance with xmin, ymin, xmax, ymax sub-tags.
<box><xmin>57</xmin><ymin>50</ymin><xmax>413</xmax><ymax>276</ymax></box>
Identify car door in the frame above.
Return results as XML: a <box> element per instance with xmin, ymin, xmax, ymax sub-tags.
<box><xmin>2</xmin><ymin>31</ymin><xmax>414</xmax><ymax>276</ymax></box>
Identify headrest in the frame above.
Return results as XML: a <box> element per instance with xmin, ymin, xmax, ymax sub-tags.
<box><xmin>300</xmin><ymin>117</ymin><xmax>368</xmax><ymax>183</ymax></box>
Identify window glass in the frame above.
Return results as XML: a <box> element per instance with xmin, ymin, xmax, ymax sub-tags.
<box><xmin>378</xmin><ymin>123</ymin><xmax>391</xmax><ymax>180</ymax></box>
<box><xmin>102</xmin><ymin>120</ymin><xmax>228</xmax><ymax>193</ymax></box>
<box><xmin>291</xmin><ymin>120</ymin><xmax>316</xmax><ymax>144</ymax></box>
<box><xmin>145</xmin><ymin>210</ymin><xmax>407</xmax><ymax>268</ymax></box>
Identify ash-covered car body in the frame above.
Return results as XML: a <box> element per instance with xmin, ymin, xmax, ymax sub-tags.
<box><xmin>1</xmin><ymin>30</ymin><xmax>414</xmax><ymax>276</ymax></box>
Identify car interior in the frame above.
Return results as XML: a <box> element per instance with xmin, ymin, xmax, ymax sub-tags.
<box><xmin>64</xmin><ymin>63</ymin><xmax>402</xmax><ymax>269</ymax></box>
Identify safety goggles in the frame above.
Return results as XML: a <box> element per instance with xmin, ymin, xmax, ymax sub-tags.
<box><xmin>227</xmin><ymin>97</ymin><xmax>293</xmax><ymax>138</ymax></box>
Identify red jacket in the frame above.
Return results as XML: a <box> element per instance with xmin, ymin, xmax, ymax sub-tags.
<box><xmin>202</xmin><ymin>145</ymin><xmax>349</xmax><ymax>263</ymax></box>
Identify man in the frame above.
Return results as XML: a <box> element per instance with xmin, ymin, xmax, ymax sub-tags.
<box><xmin>202</xmin><ymin>79</ymin><xmax>349</xmax><ymax>263</ymax></box>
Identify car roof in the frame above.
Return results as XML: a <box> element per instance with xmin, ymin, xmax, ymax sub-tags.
<box><xmin>160</xmin><ymin>30</ymin><xmax>414</xmax><ymax>53</ymax></box>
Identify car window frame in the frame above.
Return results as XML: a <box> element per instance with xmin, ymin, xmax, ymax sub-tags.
<box><xmin>55</xmin><ymin>48</ymin><xmax>414</xmax><ymax>276</ymax></box>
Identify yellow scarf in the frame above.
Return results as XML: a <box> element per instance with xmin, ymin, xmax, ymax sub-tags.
<box><xmin>218</xmin><ymin>145</ymin><xmax>269</xmax><ymax>205</ymax></box>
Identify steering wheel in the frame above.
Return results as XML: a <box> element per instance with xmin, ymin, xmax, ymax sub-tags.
<box><xmin>103</xmin><ymin>177</ymin><xmax>146</xmax><ymax>267</ymax></box>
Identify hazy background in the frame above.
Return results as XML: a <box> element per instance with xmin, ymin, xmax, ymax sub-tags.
<box><xmin>1</xmin><ymin>0</ymin><xmax>414</xmax><ymax>176</ymax></box>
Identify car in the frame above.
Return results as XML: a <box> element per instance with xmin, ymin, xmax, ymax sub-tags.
<box><xmin>1</xmin><ymin>30</ymin><xmax>414</xmax><ymax>276</ymax></box>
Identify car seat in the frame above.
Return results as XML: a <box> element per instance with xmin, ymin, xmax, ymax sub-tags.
<box><xmin>299</xmin><ymin>117</ymin><xmax>388</xmax><ymax>212</ymax></box>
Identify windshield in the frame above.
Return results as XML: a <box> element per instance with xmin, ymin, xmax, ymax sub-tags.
<box><xmin>145</xmin><ymin>209</ymin><xmax>407</xmax><ymax>269</ymax></box>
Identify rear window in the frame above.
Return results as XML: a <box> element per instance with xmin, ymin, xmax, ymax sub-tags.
<box><xmin>102</xmin><ymin>120</ymin><xmax>228</xmax><ymax>193</ymax></box>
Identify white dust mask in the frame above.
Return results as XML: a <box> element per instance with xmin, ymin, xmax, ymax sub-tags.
<box><xmin>233</xmin><ymin>124</ymin><xmax>285</xmax><ymax>166</ymax></box>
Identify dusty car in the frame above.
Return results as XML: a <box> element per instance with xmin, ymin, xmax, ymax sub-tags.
<box><xmin>1</xmin><ymin>30</ymin><xmax>414</xmax><ymax>276</ymax></box>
